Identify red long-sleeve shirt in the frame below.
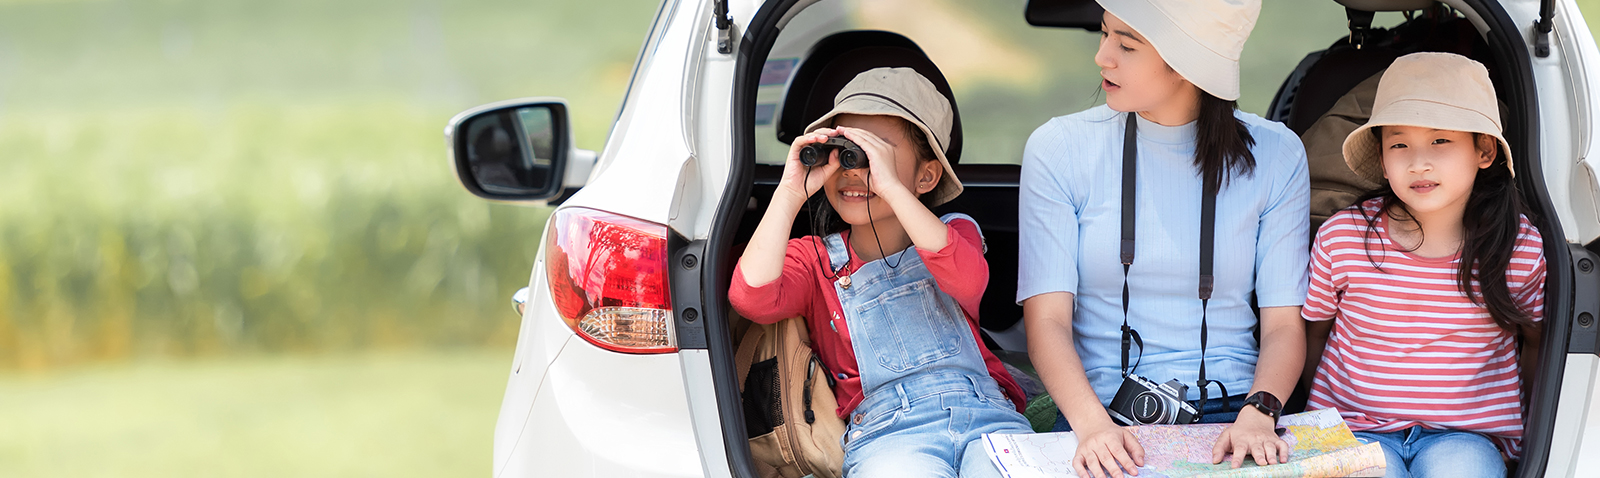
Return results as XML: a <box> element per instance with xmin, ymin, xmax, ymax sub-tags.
<box><xmin>729</xmin><ymin>218</ymin><xmax>1026</xmax><ymax>418</ymax></box>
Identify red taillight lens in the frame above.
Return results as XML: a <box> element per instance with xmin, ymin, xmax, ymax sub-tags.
<box><xmin>544</xmin><ymin>207</ymin><xmax>675</xmax><ymax>353</ymax></box>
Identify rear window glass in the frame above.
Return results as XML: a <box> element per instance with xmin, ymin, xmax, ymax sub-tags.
<box><xmin>754</xmin><ymin>0</ymin><xmax>1365</xmax><ymax>165</ymax></box>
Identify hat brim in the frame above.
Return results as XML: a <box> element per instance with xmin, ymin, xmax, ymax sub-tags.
<box><xmin>804</xmin><ymin>96</ymin><xmax>964</xmax><ymax>206</ymax></box>
<box><xmin>1342</xmin><ymin>98</ymin><xmax>1514</xmax><ymax>185</ymax></box>
<box><xmin>1100</xmin><ymin>0</ymin><xmax>1241</xmax><ymax>101</ymax></box>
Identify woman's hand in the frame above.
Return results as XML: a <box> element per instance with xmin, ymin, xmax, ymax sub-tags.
<box><xmin>835</xmin><ymin>126</ymin><xmax>913</xmax><ymax>201</ymax></box>
<box><xmin>1073</xmin><ymin>420</ymin><xmax>1145</xmax><ymax>478</ymax></box>
<box><xmin>775</xmin><ymin>129</ymin><xmax>841</xmax><ymax>204</ymax></box>
<box><xmin>1211</xmin><ymin>408</ymin><xmax>1289</xmax><ymax>468</ymax></box>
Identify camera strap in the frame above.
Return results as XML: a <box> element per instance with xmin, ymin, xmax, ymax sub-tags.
<box><xmin>1117</xmin><ymin>113</ymin><xmax>1224</xmax><ymax>415</ymax></box>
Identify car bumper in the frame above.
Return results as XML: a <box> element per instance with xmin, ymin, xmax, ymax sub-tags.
<box><xmin>495</xmin><ymin>333</ymin><xmax>705</xmax><ymax>478</ymax></box>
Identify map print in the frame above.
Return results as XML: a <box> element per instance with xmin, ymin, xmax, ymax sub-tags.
<box><xmin>984</xmin><ymin>408</ymin><xmax>1384</xmax><ymax>478</ymax></box>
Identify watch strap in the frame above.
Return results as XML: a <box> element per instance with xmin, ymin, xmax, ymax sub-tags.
<box><xmin>1246</xmin><ymin>391</ymin><xmax>1283</xmax><ymax>421</ymax></box>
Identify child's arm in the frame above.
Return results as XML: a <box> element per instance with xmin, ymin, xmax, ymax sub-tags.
<box><xmin>1511</xmin><ymin>224</ymin><xmax>1548</xmax><ymax>401</ymax></box>
<box><xmin>1519</xmin><ymin>322</ymin><xmax>1543</xmax><ymax>400</ymax></box>
<box><xmin>915</xmin><ymin>218</ymin><xmax>989</xmax><ymax>314</ymax></box>
<box><xmin>1302</xmin><ymin>319</ymin><xmax>1334</xmax><ymax>391</ymax></box>
<box><xmin>737</xmin><ymin>131</ymin><xmax>840</xmax><ymax>287</ymax></box>
<box><xmin>1300</xmin><ymin>217</ymin><xmax>1345</xmax><ymax>384</ymax></box>
<box><xmin>836</xmin><ymin>126</ymin><xmax>949</xmax><ymax>251</ymax></box>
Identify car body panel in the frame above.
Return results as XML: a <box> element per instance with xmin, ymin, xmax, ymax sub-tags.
<box><xmin>566</xmin><ymin>0</ymin><xmax>695</xmax><ymax>228</ymax></box>
<box><xmin>1550</xmin><ymin>355</ymin><xmax>1599</xmax><ymax>478</ymax></box>
<box><xmin>492</xmin><ymin>254</ymin><xmax>577</xmax><ymax>476</ymax></box>
<box><xmin>496</xmin><ymin>337</ymin><xmax>703</xmax><ymax>478</ymax></box>
<box><xmin>1527</xmin><ymin>0</ymin><xmax>1600</xmax><ymax>245</ymax></box>
<box><xmin>680</xmin><ymin>349</ymin><xmax>736</xmax><ymax>478</ymax></box>
<box><xmin>1551</xmin><ymin>0</ymin><xmax>1600</xmax><ymax>243</ymax></box>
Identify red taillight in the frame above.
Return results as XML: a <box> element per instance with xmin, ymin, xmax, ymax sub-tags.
<box><xmin>544</xmin><ymin>207</ymin><xmax>675</xmax><ymax>353</ymax></box>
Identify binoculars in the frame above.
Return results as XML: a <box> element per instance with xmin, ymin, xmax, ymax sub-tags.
<box><xmin>798</xmin><ymin>137</ymin><xmax>868</xmax><ymax>170</ymax></box>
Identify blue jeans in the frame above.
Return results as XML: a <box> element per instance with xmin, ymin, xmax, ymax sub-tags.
<box><xmin>1353</xmin><ymin>427</ymin><xmax>1506</xmax><ymax>478</ymax></box>
<box><xmin>841</xmin><ymin>374</ymin><xmax>1032</xmax><ymax>478</ymax></box>
<box><xmin>1051</xmin><ymin>393</ymin><xmax>1245</xmax><ymax>432</ymax></box>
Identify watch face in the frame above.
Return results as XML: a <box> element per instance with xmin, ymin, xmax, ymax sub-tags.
<box><xmin>1250</xmin><ymin>392</ymin><xmax>1282</xmax><ymax>416</ymax></box>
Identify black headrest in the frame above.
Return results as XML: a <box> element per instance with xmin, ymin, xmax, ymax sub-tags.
<box><xmin>1024</xmin><ymin>0</ymin><xmax>1104</xmax><ymax>30</ymax></box>
<box><xmin>776</xmin><ymin>30</ymin><xmax>963</xmax><ymax>164</ymax></box>
<box><xmin>1335</xmin><ymin>0</ymin><xmax>1437</xmax><ymax>11</ymax></box>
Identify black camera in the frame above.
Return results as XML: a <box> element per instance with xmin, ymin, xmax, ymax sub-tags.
<box><xmin>798</xmin><ymin>137</ymin><xmax>867</xmax><ymax>170</ymax></box>
<box><xmin>1107</xmin><ymin>374</ymin><xmax>1200</xmax><ymax>426</ymax></box>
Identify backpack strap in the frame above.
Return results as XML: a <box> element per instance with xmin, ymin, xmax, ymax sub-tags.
<box><xmin>734</xmin><ymin>323</ymin><xmax>766</xmax><ymax>386</ymax></box>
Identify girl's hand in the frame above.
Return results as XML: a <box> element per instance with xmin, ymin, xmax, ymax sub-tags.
<box><xmin>835</xmin><ymin>126</ymin><xmax>913</xmax><ymax>201</ymax></box>
<box><xmin>1211</xmin><ymin>409</ymin><xmax>1289</xmax><ymax>468</ymax></box>
<box><xmin>1073</xmin><ymin>421</ymin><xmax>1145</xmax><ymax>478</ymax></box>
<box><xmin>776</xmin><ymin>130</ymin><xmax>841</xmax><ymax>204</ymax></box>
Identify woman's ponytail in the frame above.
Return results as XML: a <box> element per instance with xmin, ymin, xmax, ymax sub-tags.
<box><xmin>1194</xmin><ymin>93</ymin><xmax>1256</xmax><ymax>188</ymax></box>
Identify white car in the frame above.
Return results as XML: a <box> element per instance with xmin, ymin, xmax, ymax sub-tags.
<box><xmin>444</xmin><ymin>0</ymin><xmax>1600</xmax><ymax>476</ymax></box>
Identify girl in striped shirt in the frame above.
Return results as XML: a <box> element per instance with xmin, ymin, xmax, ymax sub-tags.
<box><xmin>1302</xmin><ymin>52</ymin><xmax>1546</xmax><ymax>478</ymax></box>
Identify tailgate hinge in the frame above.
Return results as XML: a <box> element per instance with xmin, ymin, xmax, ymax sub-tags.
<box><xmin>1569</xmin><ymin>243</ymin><xmax>1599</xmax><ymax>355</ymax></box>
<box><xmin>671</xmin><ymin>235</ymin><xmax>709</xmax><ymax>349</ymax></box>
<box><xmin>1534</xmin><ymin>0</ymin><xmax>1555</xmax><ymax>58</ymax></box>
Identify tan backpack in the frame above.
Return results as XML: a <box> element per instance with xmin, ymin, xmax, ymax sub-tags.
<box><xmin>1300</xmin><ymin>70</ymin><xmax>1385</xmax><ymax>233</ymax></box>
<box><xmin>734</xmin><ymin>317</ymin><xmax>847</xmax><ymax>478</ymax></box>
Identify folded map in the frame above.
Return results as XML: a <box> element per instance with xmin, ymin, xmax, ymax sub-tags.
<box><xmin>983</xmin><ymin>408</ymin><xmax>1384</xmax><ymax>478</ymax></box>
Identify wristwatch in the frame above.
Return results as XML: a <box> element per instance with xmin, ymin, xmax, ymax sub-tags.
<box><xmin>1244</xmin><ymin>391</ymin><xmax>1283</xmax><ymax>422</ymax></box>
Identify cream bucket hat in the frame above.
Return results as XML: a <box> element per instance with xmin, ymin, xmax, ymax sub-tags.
<box><xmin>805</xmin><ymin>67</ymin><xmax>963</xmax><ymax>206</ymax></box>
<box><xmin>1095</xmin><ymin>0</ymin><xmax>1260</xmax><ymax>101</ymax></box>
<box><xmin>1342</xmin><ymin>52</ymin><xmax>1513</xmax><ymax>185</ymax></box>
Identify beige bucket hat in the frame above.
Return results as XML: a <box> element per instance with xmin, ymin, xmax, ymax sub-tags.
<box><xmin>1096</xmin><ymin>0</ymin><xmax>1261</xmax><ymax>101</ymax></box>
<box><xmin>805</xmin><ymin>67</ymin><xmax>963</xmax><ymax>206</ymax></box>
<box><xmin>1342</xmin><ymin>52</ymin><xmax>1513</xmax><ymax>185</ymax></box>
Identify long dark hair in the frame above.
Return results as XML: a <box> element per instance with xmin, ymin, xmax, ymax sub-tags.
<box><xmin>1354</xmin><ymin>130</ymin><xmax>1534</xmax><ymax>332</ymax></box>
<box><xmin>1195</xmin><ymin>93</ymin><xmax>1256</xmax><ymax>187</ymax></box>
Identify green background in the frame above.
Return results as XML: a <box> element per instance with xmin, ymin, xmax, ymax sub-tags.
<box><xmin>2</xmin><ymin>0</ymin><xmax>1598</xmax><ymax>476</ymax></box>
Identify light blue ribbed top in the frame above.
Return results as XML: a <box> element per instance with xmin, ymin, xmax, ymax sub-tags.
<box><xmin>1018</xmin><ymin>104</ymin><xmax>1311</xmax><ymax>404</ymax></box>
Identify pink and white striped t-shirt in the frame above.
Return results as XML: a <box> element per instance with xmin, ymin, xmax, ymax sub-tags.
<box><xmin>1304</xmin><ymin>198</ymin><xmax>1545</xmax><ymax>458</ymax></box>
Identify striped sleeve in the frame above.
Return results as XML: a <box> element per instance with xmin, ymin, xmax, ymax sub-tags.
<box><xmin>1303</xmin><ymin>209</ymin><xmax>1357</xmax><ymax>321</ymax></box>
<box><xmin>1509</xmin><ymin>216</ymin><xmax>1546</xmax><ymax>322</ymax></box>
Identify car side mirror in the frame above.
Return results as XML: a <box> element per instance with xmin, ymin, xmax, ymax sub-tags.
<box><xmin>445</xmin><ymin>98</ymin><xmax>596</xmax><ymax>202</ymax></box>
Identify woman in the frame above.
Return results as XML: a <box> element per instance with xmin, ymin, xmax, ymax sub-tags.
<box><xmin>1018</xmin><ymin>1</ymin><xmax>1310</xmax><ymax>477</ymax></box>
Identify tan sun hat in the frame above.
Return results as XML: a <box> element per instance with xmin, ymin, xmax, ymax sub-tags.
<box><xmin>1096</xmin><ymin>0</ymin><xmax>1261</xmax><ymax>101</ymax></box>
<box><xmin>1342</xmin><ymin>52</ymin><xmax>1513</xmax><ymax>185</ymax></box>
<box><xmin>805</xmin><ymin>67</ymin><xmax>963</xmax><ymax>206</ymax></box>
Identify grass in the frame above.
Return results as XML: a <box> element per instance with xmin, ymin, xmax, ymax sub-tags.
<box><xmin>0</xmin><ymin>348</ymin><xmax>512</xmax><ymax>478</ymax></box>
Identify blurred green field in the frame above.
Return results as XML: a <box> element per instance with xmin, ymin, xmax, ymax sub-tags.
<box><xmin>0</xmin><ymin>0</ymin><xmax>659</xmax><ymax>369</ymax></box>
<box><xmin>0</xmin><ymin>0</ymin><xmax>657</xmax><ymax>474</ymax></box>
<box><xmin>0</xmin><ymin>349</ymin><xmax>508</xmax><ymax>478</ymax></box>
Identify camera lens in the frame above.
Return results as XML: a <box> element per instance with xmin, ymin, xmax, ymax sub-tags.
<box><xmin>1131</xmin><ymin>392</ymin><xmax>1166</xmax><ymax>424</ymax></box>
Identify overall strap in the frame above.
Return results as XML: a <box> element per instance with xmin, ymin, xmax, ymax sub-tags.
<box><xmin>822</xmin><ymin>232</ymin><xmax>850</xmax><ymax>274</ymax></box>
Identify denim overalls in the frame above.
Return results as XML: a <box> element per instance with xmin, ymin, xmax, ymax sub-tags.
<box><xmin>825</xmin><ymin>213</ymin><xmax>1032</xmax><ymax>478</ymax></box>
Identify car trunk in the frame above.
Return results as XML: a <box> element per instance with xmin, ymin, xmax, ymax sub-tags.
<box><xmin>695</xmin><ymin>1</ymin><xmax>1581</xmax><ymax>477</ymax></box>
